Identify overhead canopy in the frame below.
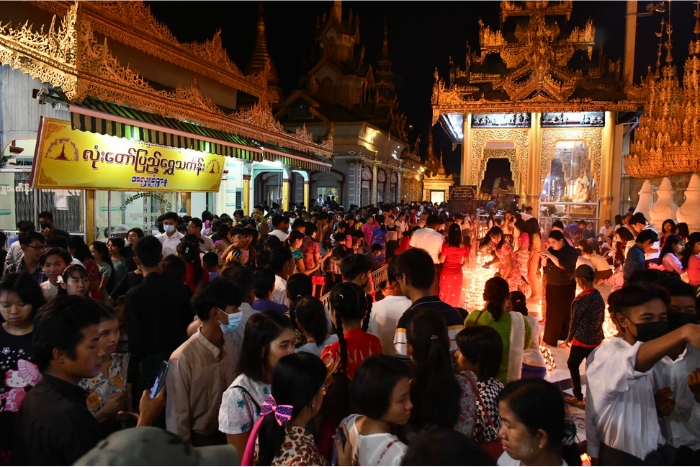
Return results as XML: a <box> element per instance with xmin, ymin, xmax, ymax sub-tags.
<box><xmin>70</xmin><ymin>96</ymin><xmax>331</xmax><ymax>172</ymax></box>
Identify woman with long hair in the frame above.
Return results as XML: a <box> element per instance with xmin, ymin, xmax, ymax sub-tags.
<box><xmin>512</xmin><ymin>218</ymin><xmax>531</xmax><ymax>298</ymax></box>
<box><xmin>251</xmin><ymin>353</ymin><xmax>327</xmax><ymax>466</ymax></box>
<box><xmin>107</xmin><ymin>237</ymin><xmax>128</xmax><ymax>286</ymax></box>
<box><xmin>676</xmin><ymin>222</ymin><xmax>690</xmax><ymax>241</ymax></box>
<box><xmin>501</xmin><ymin>211</ymin><xmax>514</xmax><ymax>236</ymax></box>
<box><xmin>681</xmin><ymin>232</ymin><xmax>700</xmax><ymax>287</ymax></box>
<box><xmin>438</xmin><ymin>223</ymin><xmax>470</xmax><ymax>307</ymax></box>
<box><xmin>484</xmin><ymin>227</ymin><xmax>522</xmax><ymax>293</ymax></box>
<box><xmin>497</xmin><ymin>379</ymin><xmax>580</xmax><ymax>466</ymax></box>
<box><xmin>70</xmin><ymin>235</ymin><xmax>100</xmax><ymax>301</ymax></box>
<box><xmin>614</xmin><ymin>227</ymin><xmax>635</xmax><ymax>266</ymax></box>
<box><xmin>286</xmin><ymin>273</ymin><xmax>313</xmax><ymax>348</ymax></box>
<box><xmin>339</xmin><ymin>355</ymin><xmax>413</xmax><ymax>466</ymax></box>
<box><xmin>524</xmin><ymin>218</ymin><xmax>542</xmax><ymax>301</ymax></box>
<box><xmin>404</xmin><ymin>309</ymin><xmax>477</xmax><ymax>440</ymax></box>
<box><xmin>464</xmin><ymin>277</ymin><xmax>532</xmax><ymax>384</ymax></box>
<box><xmin>89</xmin><ymin>241</ymin><xmax>115</xmax><ymax>303</ymax></box>
<box><xmin>659</xmin><ymin>219</ymin><xmax>676</xmax><ymax>250</ymax></box>
<box><xmin>659</xmin><ymin>235</ymin><xmax>684</xmax><ymax>276</ymax></box>
<box><xmin>317</xmin><ymin>282</ymin><xmax>382</xmax><ymax>460</ymax></box>
<box><xmin>0</xmin><ymin>273</ymin><xmax>45</xmax><ymax>462</ymax></box>
<box><xmin>294</xmin><ymin>296</ymin><xmax>338</xmax><ymax>357</ymax></box>
<box><xmin>219</xmin><ymin>311</ymin><xmax>296</xmax><ymax>454</ymax></box>
<box><xmin>177</xmin><ymin>241</ymin><xmax>208</xmax><ymax>293</ymax></box>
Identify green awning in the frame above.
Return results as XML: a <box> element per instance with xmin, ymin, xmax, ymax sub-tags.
<box><xmin>70</xmin><ymin>96</ymin><xmax>262</xmax><ymax>162</ymax></box>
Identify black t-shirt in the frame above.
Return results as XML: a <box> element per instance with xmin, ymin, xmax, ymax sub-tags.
<box><xmin>0</xmin><ymin>325</ymin><xmax>35</xmax><ymax>453</ymax></box>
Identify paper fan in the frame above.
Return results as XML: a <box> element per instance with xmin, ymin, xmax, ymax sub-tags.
<box><xmin>17</xmin><ymin>359</ymin><xmax>41</xmax><ymax>386</ymax></box>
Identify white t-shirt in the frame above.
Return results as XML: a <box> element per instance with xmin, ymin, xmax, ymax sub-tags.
<box><xmin>599</xmin><ymin>225</ymin><xmax>614</xmax><ymax>239</ymax></box>
<box><xmin>272</xmin><ymin>275</ymin><xmax>289</xmax><ymax>307</ymax></box>
<box><xmin>498</xmin><ymin>451</ymin><xmax>567</xmax><ymax>466</ymax></box>
<box><xmin>589</xmin><ymin>253</ymin><xmax>611</xmax><ymax>272</ymax></box>
<box><xmin>409</xmin><ymin>227</ymin><xmax>444</xmax><ymax>263</ymax></box>
<box><xmin>40</xmin><ymin>281</ymin><xmax>59</xmax><ymax>301</ymax></box>
<box><xmin>269</xmin><ymin>229</ymin><xmax>289</xmax><ymax>242</ymax></box>
<box><xmin>343</xmin><ymin>414</ymin><xmax>407</xmax><ymax>466</ymax></box>
<box><xmin>367</xmin><ymin>295</ymin><xmax>412</xmax><ymax>357</ymax></box>
<box><xmin>296</xmin><ymin>335</ymin><xmax>339</xmax><ymax>358</ymax></box>
<box><xmin>156</xmin><ymin>231</ymin><xmax>184</xmax><ymax>257</ymax></box>
<box><xmin>218</xmin><ymin>373</ymin><xmax>271</xmax><ymax>435</ymax></box>
<box><xmin>585</xmin><ymin>337</ymin><xmax>665</xmax><ymax>459</ymax></box>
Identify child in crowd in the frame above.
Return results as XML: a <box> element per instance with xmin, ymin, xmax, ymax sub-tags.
<box><xmin>564</xmin><ymin>265</ymin><xmax>605</xmax><ymax>408</ymax></box>
<box><xmin>202</xmin><ymin>252</ymin><xmax>220</xmax><ymax>280</ymax></box>
<box><xmin>58</xmin><ymin>264</ymin><xmax>91</xmax><ymax>297</ymax></box>
<box><xmin>39</xmin><ymin>247</ymin><xmax>71</xmax><ymax>301</ymax></box>
<box><xmin>251</xmin><ymin>268</ymin><xmax>288</xmax><ymax>314</ymax></box>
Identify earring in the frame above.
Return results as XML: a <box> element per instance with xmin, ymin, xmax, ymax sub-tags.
<box><xmin>539</xmin><ymin>444</ymin><xmax>543</xmax><ymax>449</ymax></box>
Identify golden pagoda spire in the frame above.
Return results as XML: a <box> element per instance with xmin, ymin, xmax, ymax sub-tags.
<box><xmin>245</xmin><ymin>3</ymin><xmax>281</xmax><ymax>104</ymax></box>
<box><xmin>438</xmin><ymin>149</ymin><xmax>447</xmax><ymax>176</ymax></box>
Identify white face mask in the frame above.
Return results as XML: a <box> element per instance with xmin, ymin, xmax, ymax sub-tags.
<box><xmin>163</xmin><ymin>224</ymin><xmax>175</xmax><ymax>233</ymax></box>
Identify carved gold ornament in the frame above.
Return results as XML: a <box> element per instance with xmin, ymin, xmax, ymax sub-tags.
<box><xmin>471</xmin><ymin>129</ymin><xmax>529</xmax><ymax>194</ymax></box>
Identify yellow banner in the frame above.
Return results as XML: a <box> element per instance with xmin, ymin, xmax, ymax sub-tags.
<box><xmin>31</xmin><ymin>118</ymin><xmax>225</xmax><ymax>192</ymax></box>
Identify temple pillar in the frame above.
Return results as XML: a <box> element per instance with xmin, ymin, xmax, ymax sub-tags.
<box><xmin>397</xmin><ymin>170</ymin><xmax>402</xmax><ymax>202</ymax></box>
<box><xmin>527</xmin><ymin>112</ymin><xmax>542</xmax><ymax>212</ymax></box>
<box><xmin>304</xmin><ymin>180</ymin><xmax>310</xmax><ymax>209</ymax></box>
<box><xmin>346</xmin><ymin>159</ymin><xmax>362</xmax><ymax>207</ymax></box>
<box><xmin>282</xmin><ymin>167</ymin><xmax>292</xmax><ymax>211</ymax></box>
<box><xmin>600</xmin><ymin>111</ymin><xmax>616</xmax><ymax>223</ymax></box>
<box><xmin>242</xmin><ymin>174</ymin><xmax>251</xmax><ymax>215</ymax></box>
<box><xmin>462</xmin><ymin>114</ymin><xmax>472</xmax><ymax>185</ymax></box>
<box><xmin>371</xmin><ymin>162</ymin><xmax>379</xmax><ymax>205</ymax></box>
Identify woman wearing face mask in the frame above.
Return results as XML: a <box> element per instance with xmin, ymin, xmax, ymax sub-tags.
<box><xmin>79</xmin><ymin>304</ymin><xmax>128</xmax><ymax>422</ymax></box>
<box><xmin>219</xmin><ymin>311</ymin><xmax>296</xmax><ymax>454</ymax></box>
<box><xmin>337</xmin><ymin>355</ymin><xmax>412</xmax><ymax>466</ymax></box>
<box><xmin>0</xmin><ymin>273</ymin><xmax>45</xmax><ymax>463</ymax></box>
<box><xmin>166</xmin><ymin>278</ymin><xmax>243</xmax><ymax>446</ymax></box>
<box><xmin>247</xmin><ymin>352</ymin><xmax>328</xmax><ymax>466</ymax></box>
<box><xmin>496</xmin><ymin>379</ymin><xmax>579</xmax><ymax>466</ymax></box>
<box><xmin>57</xmin><ymin>264</ymin><xmax>91</xmax><ymax>297</ymax></box>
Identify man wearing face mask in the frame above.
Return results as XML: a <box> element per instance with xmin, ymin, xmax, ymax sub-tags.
<box><xmin>585</xmin><ymin>283</ymin><xmax>700</xmax><ymax>465</ymax></box>
<box><xmin>157</xmin><ymin>212</ymin><xmax>184</xmax><ymax>257</ymax></box>
<box><xmin>166</xmin><ymin>278</ymin><xmax>243</xmax><ymax>446</ymax></box>
<box><xmin>652</xmin><ymin>277</ymin><xmax>700</xmax><ymax>454</ymax></box>
<box><xmin>37</xmin><ymin>211</ymin><xmax>71</xmax><ymax>241</ymax></box>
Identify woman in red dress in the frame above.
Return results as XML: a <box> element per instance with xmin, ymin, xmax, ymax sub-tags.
<box><xmin>439</xmin><ymin>224</ymin><xmax>470</xmax><ymax>307</ymax></box>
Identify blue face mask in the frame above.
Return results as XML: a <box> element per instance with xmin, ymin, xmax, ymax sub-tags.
<box><xmin>219</xmin><ymin>308</ymin><xmax>242</xmax><ymax>334</ymax></box>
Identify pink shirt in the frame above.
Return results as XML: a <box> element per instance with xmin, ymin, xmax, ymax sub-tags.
<box><xmin>688</xmin><ymin>255</ymin><xmax>700</xmax><ymax>287</ymax></box>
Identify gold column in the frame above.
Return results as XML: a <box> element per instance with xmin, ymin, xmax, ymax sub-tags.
<box><xmin>527</xmin><ymin>112</ymin><xmax>542</xmax><ymax>212</ymax></box>
<box><xmin>242</xmin><ymin>174</ymin><xmax>251</xmax><ymax>215</ymax></box>
<box><xmin>462</xmin><ymin>114</ymin><xmax>472</xmax><ymax>185</ymax></box>
<box><xmin>303</xmin><ymin>180</ymin><xmax>310</xmax><ymax>209</ymax></box>
<box><xmin>86</xmin><ymin>190</ymin><xmax>95</xmax><ymax>244</ymax></box>
<box><xmin>282</xmin><ymin>176</ymin><xmax>290</xmax><ymax>211</ymax></box>
<box><xmin>600</xmin><ymin>111</ymin><xmax>616</xmax><ymax>223</ymax></box>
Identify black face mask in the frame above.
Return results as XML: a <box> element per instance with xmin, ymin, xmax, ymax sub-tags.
<box><xmin>634</xmin><ymin>321</ymin><xmax>670</xmax><ymax>342</ymax></box>
<box><xmin>40</xmin><ymin>223</ymin><xmax>51</xmax><ymax>230</ymax></box>
<box><xmin>667</xmin><ymin>312</ymin><xmax>699</xmax><ymax>331</ymax></box>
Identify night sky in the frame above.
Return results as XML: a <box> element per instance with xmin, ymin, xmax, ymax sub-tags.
<box><xmin>145</xmin><ymin>1</ymin><xmax>699</xmax><ymax>178</ymax></box>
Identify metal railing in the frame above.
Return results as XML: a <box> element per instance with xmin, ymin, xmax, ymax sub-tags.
<box><xmin>320</xmin><ymin>265</ymin><xmax>388</xmax><ymax>310</ymax></box>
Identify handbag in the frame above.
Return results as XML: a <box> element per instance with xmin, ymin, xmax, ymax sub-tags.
<box><xmin>465</xmin><ymin>375</ymin><xmax>504</xmax><ymax>461</ymax></box>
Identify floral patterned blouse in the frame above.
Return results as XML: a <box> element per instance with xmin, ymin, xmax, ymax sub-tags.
<box><xmin>404</xmin><ymin>371</ymin><xmax>478</xmax><ymax>442</ymax></box>
<box><xmin>255</xmin><ymin>424</ymin><xmax>328</xmax><ymax>466</ymax></box>
<box><xmin>79</xmin><ymin>353</ymin><xmax>126</xmax><ymax>414</ymax></box>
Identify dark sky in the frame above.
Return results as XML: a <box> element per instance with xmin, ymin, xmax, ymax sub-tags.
<box><xmin>145</xmin><ymin>1</ymin><xmax>698</xmax><ymax>178</ymax></box>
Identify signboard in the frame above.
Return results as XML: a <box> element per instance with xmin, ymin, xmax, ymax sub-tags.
<box><xmin>541</xmin><ymin>112</ymin><xmax>605</xmax><ymax>127</ymax></box>
<box><xmin>31</xmin><ymin>118</ymin><xmax>225</xmax><ymax>192</ymax></box>
<box><xmin>448</xmin><ymin>185</ymin><xmax>478</xmax><ymax>214</ymax></box>
<box><xmin>472</xmin><ymin>113</ymin><xmax>531</xmax><ymax>128</ymax></box>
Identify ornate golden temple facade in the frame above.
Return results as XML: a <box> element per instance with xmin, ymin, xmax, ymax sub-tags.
<box><xmin>0</xmin><ymin>1</ymin><xmax>333</xmax><ymax>240</ymax></box>
<box><xmin>623</xmin><ymin>2</ymin><xmax>700</xmax><ymax>207</ymax></box>
<box><xmin>433</xmin><ymin>0</ymin><xmax>642</xmax><ymax>222</ymax></box>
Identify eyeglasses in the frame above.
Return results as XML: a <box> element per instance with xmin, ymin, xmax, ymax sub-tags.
<box><xmin>26</xmin><ymin>244</ymin><xmax>46</xmax><ymax>250</ymax></box>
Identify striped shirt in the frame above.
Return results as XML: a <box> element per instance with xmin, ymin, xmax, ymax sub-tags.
<box><xmin>394</xmin><ymin>296</ymin><xmax>464</xmax><ymax>356</ymax></box>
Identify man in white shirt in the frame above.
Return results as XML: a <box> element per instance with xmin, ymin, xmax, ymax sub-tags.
<box><xmin>585</xmin><ymin>283</ymin><xmax>700</xmax><ymax>464</ymax></box>
<box><xmin>157</xmin><ymin>212</ymin><xmax>184</xmax><ymax>257</ymax></box>
<box><xmin>368</xmin><ymin>265</ymin><xmax>411</xmax><ymax>356</ymax></box>
<box><xmin>269</xmin><ymin>247</ymin><xmax>294</xmax><ymax>306</ymax></box>
<box><xmin>187</xmin><ymin>217</ymin><xmax>215</xmax><ymax>254</ymax></box>
<box><xmin>409</xmin><ymin>214</ymin><xmax>444</xmax><ymax>295</ymax></box>
<box><xmin>599</xmin><ymin>219</ymin><xmax>613</xmax><ymax>241</ymax></box>
<box><xmin>269</xmin><ymin>215</ymin><xmax>289</xmax><ymax>242</ymax></box>
<box><xmin>652</xmin><ymin>278</ymin><xmax>700</xmax><ymax>452</ymax></box>
<box><xmin>520</xmin><ymin>206</ymin><xmax>534</xmax><ymax>220</ymax></box>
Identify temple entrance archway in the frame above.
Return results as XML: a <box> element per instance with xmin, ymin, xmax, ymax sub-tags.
<box><xmin>470</xmin><ymin>130</ymin><xmax>529</xmax><ymax>199</ymax></box>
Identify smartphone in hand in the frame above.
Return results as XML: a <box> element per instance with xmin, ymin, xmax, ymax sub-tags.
<box><xmin>150</xmin><ymin>361</ymin><xmax>169</xmax><ymax>398</ymax></box>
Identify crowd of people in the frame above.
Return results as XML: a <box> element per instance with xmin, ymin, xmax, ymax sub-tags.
<box><xmin>0</xmin><ymin>200</ymin><xmax>699</xmax><ymax>466</ymax></box>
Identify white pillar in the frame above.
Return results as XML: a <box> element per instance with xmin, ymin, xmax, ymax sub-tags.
<box><xmin>623</xmin><ymin>0</ymin><xmax>638</xmax><ymax>88</ymax></box>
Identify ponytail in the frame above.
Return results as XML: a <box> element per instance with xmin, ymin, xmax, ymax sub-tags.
<box><xmin>361</xmin><ymin>293</ymin><xmax>373</xmax><ymax>332</ymax></box>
